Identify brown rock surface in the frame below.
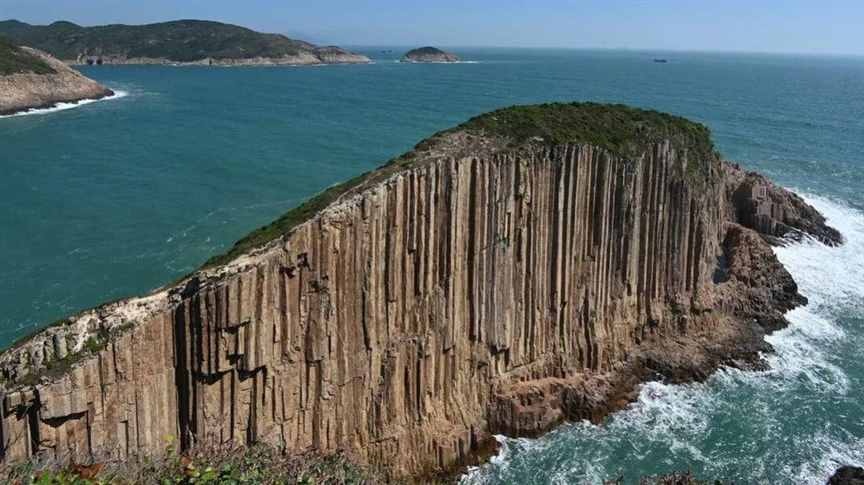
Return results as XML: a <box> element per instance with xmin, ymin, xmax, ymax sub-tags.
<box><xmin>0</xmin><ymin>46</ymin><xmax>113</xmax><ymax>116</ymax></box>
<box><xmin>0</xmin><ymin>104</ymin><xmax>841</xmax><ymax>479</ymax></box>
<box><xmin>724</xmin><ymin>162</ymin><xmax>843</xmax><ymax>246</ymax></box>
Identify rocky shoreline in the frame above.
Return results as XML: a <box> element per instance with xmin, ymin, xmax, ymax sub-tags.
<box><xmin>0</xmin><ymin>103</ymin><xmax>842</xmax><ymax>480</ymax></box>
<box><xmin>0</xmin><ymin>46</ymin><xmax>113</xmax><ymax>116</ymax></box>
<box><xmin>68</xmin><ymin>50</ymin><xmax>370</xmax><ymax>67</ymax></box>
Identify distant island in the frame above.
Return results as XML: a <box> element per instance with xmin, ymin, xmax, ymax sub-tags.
<box><xmin>0</xmin><ymin>19</ymin><xmax>370</xmax><ymax>66</ymax></box>
<box><xmin>0</xmin><ymin>36</ymin><xmax>113</xmax><ymax>115</ymax></box>
<box><xmin>401</xmin><ymin>46</ymin><xmax>460</xmax><ymax>63</ymax></box>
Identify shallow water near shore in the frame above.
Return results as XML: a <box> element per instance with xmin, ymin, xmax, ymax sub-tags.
<box><xmin>1</xmin><ymin>48</ymin><xmax>863</xmax><ymax>483</ymax></box>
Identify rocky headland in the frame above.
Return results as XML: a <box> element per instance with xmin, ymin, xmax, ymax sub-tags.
<box><xmin>401</xmin><ymin>46</ymin><xmax>461</xmax><ymax>63</ymax></box>
<box><xmin>0</xmin><ymin>37</ymin><xmax>113</xmax><ymax>116</ymax></box>
<box><xmin>0</xmin><ymin>20</ymin><xmax>370</xmax><ymax>66</ymax></box>
<box><xmin>0</xmin><ymin>103</ymin><xmax>842</xmax><ymax>480</ymax></box>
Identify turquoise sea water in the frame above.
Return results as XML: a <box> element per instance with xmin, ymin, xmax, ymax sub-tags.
<box><xmin>2</xmin><ymin>48</ymin><xmax>863</xmax><ymax>483</ymax></box>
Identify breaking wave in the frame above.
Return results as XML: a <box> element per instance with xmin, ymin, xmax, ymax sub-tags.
<box><xmin>0</xmin><ymin>90</ymin><xmax>128</xmax><ymax>119</ymax></box>
<box><xmin>462</xmin><ymin>194</ymin><xmax>864</xmax><ymax>484</ymax></box>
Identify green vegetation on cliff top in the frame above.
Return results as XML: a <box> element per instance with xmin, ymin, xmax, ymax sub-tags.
<box><xmin>0</xmin><ymin>35</ymin><xmax>55</xmax><ymax>75</ymax></box>
<box><xmin>204</xmin><ymin>102</ymin><xmax>716</xmax><ymax>269</ymax></box>
<box><xmin>449</xmin><ymin>102</ymin><xmax>716</xmax><ymax>161</ymax></box>
<box><xmin>0</xmin><ymin>19</ymin><xmax>357</xmax><ymax>63</ymax></box>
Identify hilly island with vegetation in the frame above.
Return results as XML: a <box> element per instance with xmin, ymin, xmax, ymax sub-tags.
<box><xmin>401</xmin><ymin>46</ymin><xmax>460</xmax><ymax>63</ymax></box>
<box><xmin>0</xmin><ymin>19</ymin><xmax>370</xmax><ymax>65</ymax></box>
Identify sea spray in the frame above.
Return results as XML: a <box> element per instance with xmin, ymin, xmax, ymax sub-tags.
<box><xmin>462</xmin><ymin>195</ymin><xmax>864</xmax><ymax>484</ymax></box>
<box><xmin>0</xmin><ymin>90</ymin><xmax>128</xmax><ymax>119</ymax></box>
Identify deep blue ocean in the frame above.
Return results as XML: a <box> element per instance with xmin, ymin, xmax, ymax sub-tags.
<box><xmin>1</xmin><ymin>48</ymin><xmax>863</xmax><ymax>483</ymax></box>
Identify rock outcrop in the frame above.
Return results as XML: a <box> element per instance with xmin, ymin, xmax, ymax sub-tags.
<box><xmin>829</xmin><ymin>467</ymin><xmax>864</xmax><ymax>485</ymax></box>
<box><xmin>0</xmin><ymin>103</ymin><xmax>841</xmax><ymax>479</ymax></box>
<box><xmin>0</xmin><ymin>41</ymin><xmax>113</xmax><ymax>116</ymax></box>
<box><xmin>401</xmin><ymin>47</ymin><xmax>460</xmax><ymax>63</ymax></box>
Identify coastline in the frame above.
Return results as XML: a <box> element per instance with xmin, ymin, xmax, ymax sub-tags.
<box><xmin>0</xmin><ymin>89</ymin><xmax>126</xmax><ymax>118</ymax></box>
<box><xmin>63</xmin><ymin>55</ymin><xmax>372</xmax><ymax>67</ymax></box>
<box><xmin>0</xmin><ymin>47</ymin><xmax>115</xmax><ymax>116</ymax></box>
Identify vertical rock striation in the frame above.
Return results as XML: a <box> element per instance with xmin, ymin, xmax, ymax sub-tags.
<box><xmin>0</xmin><ymin>104</ymin><xmax>841</xmax><ymax>478</ymax></box>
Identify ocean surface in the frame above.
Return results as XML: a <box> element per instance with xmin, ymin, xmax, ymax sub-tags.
<box><xmin>1</xmin><ymin>48</ymin><xmax>863</xmax><ymax>483</ymax></box>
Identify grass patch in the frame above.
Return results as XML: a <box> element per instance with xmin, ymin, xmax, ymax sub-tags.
<box><xmin>2</xmin><ymin>443</ymin><xmax>383</xmax><ymax>484</ymax></box>
<box><xmin>0</xmin><ymin>35</ymin><xmax>55</xmax><ymax>75</ymax></box>
<box><xmin>13</xmin><ymin>323</ymin><xmax>134</xmax><ymax>387</ymax></box>
<box><xmin>446</xmin><ymin>102</ymin><xmax>717</xmax><ymax>162</ymax></box>
<box><xmin>202</xmin><ymin>171</ymin><xmax>372</xmax><ymax>269</ymax></box>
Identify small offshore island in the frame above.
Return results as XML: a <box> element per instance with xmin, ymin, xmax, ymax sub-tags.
<box><xmin>0</xmin><ymin>103</ymin><xmax>845</xmax><ymax>482</ymax></box>
<box><xmin>0</xmin><ymin>19</ymin><xmax>370</xmax><ymax>66</ymax></box>
<box><xmin>401</xmin><ymin>46</ymin><xmax>461</xmax><ymax>63</ymax></box>
<box><xmin>0</xmin><ymin>37</ymin><xmax>113</xmax><ymax>116</ymax></box>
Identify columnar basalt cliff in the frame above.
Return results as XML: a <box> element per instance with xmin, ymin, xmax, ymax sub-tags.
<box><xmin>0</xmin><ymin>104</ymin><xmax>841</xmax><ymax>479</ymax></box>
<box><xmin>0</xmin><ymin>39</ymin><xmax>113</xmax><ymax>115</ymax></box>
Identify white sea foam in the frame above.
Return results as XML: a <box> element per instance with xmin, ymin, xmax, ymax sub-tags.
<box><xmin>791</xmin><ymin>435</ymin><xmax>864</xmax><ymax>484</ymax></box>
<box><xmin>395</xmin><ymin>60</ymin><xmax>480</xmax><ymax>64</ymax></box>
<box><xmin>0</xmin><ymin>90</ymin><xmax>128</xmax><ymax>119</ymax></box>
<box><xmin>461</xmin><ymin>194</ymin><xmax>864</xmax><ymax>484</ymax></box>
<box><xmin>774</xmin><ymin>194</ymin><xmax>864</xmax><ymax>312</ymax></box>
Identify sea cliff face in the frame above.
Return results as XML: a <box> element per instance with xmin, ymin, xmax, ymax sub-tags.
<box><xmin>0</xmin><ymin>46</ymin><xmax>113</xmax><ymax>115</ymax></box>
<box><xmin>0</xmin><ymin>104</ymin><xmax>841</xmax><ymax>478</ymax></box>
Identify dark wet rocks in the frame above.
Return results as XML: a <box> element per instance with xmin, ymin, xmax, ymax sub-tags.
<box><xmin>829</xmin><ymin>466</ymin><xmax>864</xmax><ymax>485</ymax></box>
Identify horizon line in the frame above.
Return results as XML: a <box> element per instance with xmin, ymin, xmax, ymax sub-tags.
<box><xmin>345</xmin><ymin>44</ymin><xmax>864</xmax><ymax>58</ymax></box>
<box><xmin>3</xmin><ymin>17</ymin><xmax>862</xmax><ymax>59</ymax></box>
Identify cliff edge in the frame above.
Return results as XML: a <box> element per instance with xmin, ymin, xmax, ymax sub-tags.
<box><xmin>0</xmin><ymin>37</ymin><xmax>113</xmax><ymax>115</ymax></box>
<box><xmin>0</xmin><ymin>103</ymin><xmax>841</xmax><ymax>479</ymax></box>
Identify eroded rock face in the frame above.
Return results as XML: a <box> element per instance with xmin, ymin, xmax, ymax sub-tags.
<box><xmin>724</xmin><ymin>162</ymin><xmax>843</xmax><ymax>246</ymax></box>
<box><xmin>0</xmin><ymin>108</ymin><xmax>841</xmax><ymax>479</ymax></box>
<box><xmin>0</xmin><ymin>47</ymin><xmax>113</xmax><ymax>116</ymax></box>
<box><xmin>401</xmin><ymin>47</ymin><xmax>460</xmax><ymax>63</ymax></box>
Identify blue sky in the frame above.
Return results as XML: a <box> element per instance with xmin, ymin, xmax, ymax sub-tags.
<box><xmin>2</xmin><ymin>0</ymin><xmax>862</xmax><ymax>55</ymax></box>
